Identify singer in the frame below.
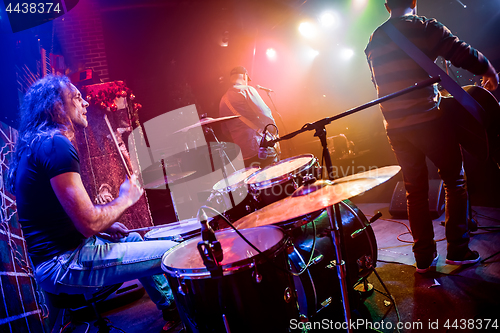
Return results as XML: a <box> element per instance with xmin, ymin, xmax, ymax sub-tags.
<box><xmin>219</xmin><ymin>66</ymin><xmax>280</xmax><ymax>168</ymax></box>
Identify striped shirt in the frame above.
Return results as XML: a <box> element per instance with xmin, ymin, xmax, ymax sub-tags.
<box><xmin>365</xmin><ymin>15</ymin><xmax>490</xmax><ymax>129</ymax></box>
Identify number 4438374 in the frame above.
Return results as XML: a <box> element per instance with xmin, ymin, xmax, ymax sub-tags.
<box><xmin>444</xmin><ymin>319</ymin><xmax>498</xmax><ymax>330</ymax></box>
<box><xmin>6</xmin><ymin>3</ymin><xmax>61</xmax><ymax>14</ymax></box>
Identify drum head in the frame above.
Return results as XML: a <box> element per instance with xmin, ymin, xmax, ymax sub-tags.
<box><xmin>246</xmin><ymin>154</ymin><xmax>315</xmax><ymax>186</ymax></box>
<box><xmin>145</xmin><ymin>218</ymin><xmax>201</xmax><ymax>240</ymax></box>
<box><xmin>162</xmin><ymin>226</ymin><xmax>284</xmax><ymax>274</ymax></box>
<box><xmin>213</xmin><ymin>166</ymin><xmax>260</xmax><ymax>191</ymax></box>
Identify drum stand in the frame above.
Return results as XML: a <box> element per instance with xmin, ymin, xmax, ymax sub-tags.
<box><xmin>259</xmin><ymin>77</ymin><xmax>440</xmax><ymax>332</ymax></box>
<box><xmin>204</xmin><ymin>125</ymin><xmax>238</xmax><ymax>209</ymax></box>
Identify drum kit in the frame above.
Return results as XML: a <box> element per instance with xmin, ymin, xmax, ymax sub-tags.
<box><xmin>132</xmin><ymin>77</ymin><xmax>444</xmax><ymax>333</ymax></box>
<box><xmin>140</xmin><ymin>110</ymin><xmax>401</xmax><ymax>333</ymax></box>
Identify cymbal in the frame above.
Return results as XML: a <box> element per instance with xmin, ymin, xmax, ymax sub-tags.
<box><xmin>174</xmin><ymin>115</ymin><xmax>241</xmax><ymax>134</ymax></box>
<box><xmin>233</xmin><ymin>165</ymin><xmax>401</xmax><ymax>230</ymax></box>
<box><xmin>143</xmin><ymin>171</ymin><xmax>196</xmax><ymax>189</ymax></box>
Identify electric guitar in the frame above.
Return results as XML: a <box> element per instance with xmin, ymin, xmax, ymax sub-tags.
<box><xmin>440</xmin><ymin>85</ymin><xmax>500</xmax><ymax>163</ymax></box>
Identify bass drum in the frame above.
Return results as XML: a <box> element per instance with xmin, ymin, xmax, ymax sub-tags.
<box><xmin>287</xmin><ymin>200</ymin><xmax>377</xmax><ymax>319</ymax></box>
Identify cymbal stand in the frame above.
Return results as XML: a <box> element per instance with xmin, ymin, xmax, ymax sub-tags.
<box><xmin>203</xmin><ymin>125</ymin><xmax>237</xmax><ymax>211</ymax></box>
<box><xmin>314</xmin><ymin>124</ymin><xmax>352</xmax><ymax>329</ymax></box>
<box><xmin>259</xmin><ymin>77</ymin><xmax>441</xmax><ymax>332</ymax></box>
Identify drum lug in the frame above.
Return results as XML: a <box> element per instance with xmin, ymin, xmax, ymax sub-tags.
<box><xmin>326</xmin><ymin>259</ymin><xmax>344</xmax><ymax>270</ymax></box>
<box><xmin>357</xmin><ymin>255</ymin><xmax>373</xmax><ymax>270</ymax></box>
<box><xmin>176</xmin><ymin>275</ymin><xmax>188</xmax><ymax>296</ymax></box>
<box><xmin>252</xmin><ymin>260</ymin><xmax>262</xmax><ymax>283</ymax></box>
<box><xmin>283</xmin><ymin>287</ymin><xmax>293</xmax><ymax>303</ymax></box>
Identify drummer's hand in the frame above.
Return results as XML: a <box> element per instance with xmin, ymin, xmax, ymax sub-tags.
<box><xmin>119</xmin><ymin>174</ymin><xmax>144</xmax><ymax>207</ymax></box>
<box><xmin>481</xmin><ymin>65</ymin><xmax>499</xmax><ymax>91</ymax></box>
<box><xmin>99</xmin><ymin>222</ymin><xmax>130</xmax><ymax>241</ymax></box>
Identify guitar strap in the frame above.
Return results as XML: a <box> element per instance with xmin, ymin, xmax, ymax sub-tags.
<box><xmin>381</xmin><ymin>21</ymin><xmax>486</xmax><ymax>124</ymax></box>
<box><xmin>221</xmin><ymin>94</ymin><xmax>280</xmax><ymax>155</ymax></box>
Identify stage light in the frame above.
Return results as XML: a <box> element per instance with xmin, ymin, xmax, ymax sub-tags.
<box><xmin>340</xmin><ymin>48</ymin><xmax>354</xmax><ymax>60</ymax></box>
<box><xmin>308</xmin><ymin>49</ymin><xmax>320</xmax><ymax>58</ymax></box>
<box><xmin>299</xmin><ymin>22</ymin><xmax>317</xmax><ymax>38</ymax></box>
<box><xmin>352</xmin><ymin>0</ymin><xmax>368</xmax><ymax>11</ymax></box>
<box><xmin>319</xmin><ymin>12</ymin><xmax>335</xmax><ymax>28</ymax></box>
<box><xmin>266</xmin><ymin>48</ymin><xmax>277</xmax><ymax>60</ymax></box>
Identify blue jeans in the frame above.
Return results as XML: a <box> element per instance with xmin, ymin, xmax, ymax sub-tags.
<box><xmin>34</xmin><ymin>233</ymin><xmax>178</xmax><ymax>310</ymax></box>
<box><xmin>387</xmin><ymin>115</ymin><xmax>470</xmax><ymax>263</ymax></box>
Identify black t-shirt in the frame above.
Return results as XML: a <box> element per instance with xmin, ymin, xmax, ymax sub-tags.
<box><xmin>15</xmin><ymin>133</ymin><xmax>85</xmax><ymax>265</ymax></box>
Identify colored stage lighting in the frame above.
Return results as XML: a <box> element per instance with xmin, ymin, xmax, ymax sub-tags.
<box><xmin>340</xmin><ymin>48</ymin><xmax>354</xmax><ymax>60</ymax></box>
<box><xmin>266</xmin><ymin>48</ymin><xmax>277</xmax><ymax>60</ymax></box>
<box><xmin>299</xmin><ymin>22</ymin><xmax>317</xmax><ymax>38</ymax></box>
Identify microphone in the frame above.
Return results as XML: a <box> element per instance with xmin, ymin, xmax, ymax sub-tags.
<box><xmin>199</xmin><ymin>210</ymin><xmax>223</xmax><ymax>263</ymax></box>
<box><xmin>258</xmin><ymin>126</ymin><xmax>269</xmax><ymax>160</ymax></box>
<box><xmin>256</xmin><ymin>85</ymin><xmax>273</xmax><ymax>92</ymax></box>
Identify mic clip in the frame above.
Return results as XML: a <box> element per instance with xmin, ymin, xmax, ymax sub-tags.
<box><xmin>197</xmin><ymin>240</ymin><xmax>223</xmax><ymax>278</ymax></box>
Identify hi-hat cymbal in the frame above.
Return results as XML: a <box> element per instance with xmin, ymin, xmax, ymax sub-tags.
<box><xmin>233</xmin><ymin>165</ymin><xmax>401</xmax><ymax>230</ymax></box>
<box><xmin>174</xmin><ymin>115</ymin><xmax>241</xmax><ymax>134</ymax></box>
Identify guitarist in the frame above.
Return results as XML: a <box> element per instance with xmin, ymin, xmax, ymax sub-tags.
<box><xmin>365</xmin><ymin>0</ymin><xmax>498</xmax><ymax>273</ymax></box>
<box><xmin>219</xmin><ymin>66</ymin><xmax>280</xmax><ymax>168</ymax></box>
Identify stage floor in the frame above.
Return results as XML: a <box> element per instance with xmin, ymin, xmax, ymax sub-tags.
<box><xmin>56</xmin><ymin>203</ymin><xmax>500</xmax><ymax>333</ymax></box>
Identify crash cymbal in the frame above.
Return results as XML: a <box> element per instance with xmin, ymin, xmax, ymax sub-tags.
<box><xmin>233</xmin><ymin>165</ymin><xmax>401</xmax><ymax>230</ymax></box>
<box><xmin>143</xmin><ymin>171</ymin><xmax>196</xmax><ymax>189</ymax></box>
<box><xmin>174</xmin><ymin>115</ymin><xmax>241</xmax><ymax>134</ymax></box>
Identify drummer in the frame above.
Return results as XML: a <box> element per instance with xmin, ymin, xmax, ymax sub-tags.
<box><xmin>7</xmin><ymin>75</ymin><xmax>181</xmax><ymax>332</ymax></box>
<box><xmin>219</xmin><ymin>66</ymin><xmax>280</xmax><ymax>168</ymax></box>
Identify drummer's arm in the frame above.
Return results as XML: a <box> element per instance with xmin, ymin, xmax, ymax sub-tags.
<box><xmin>50</xmin><ymin>172</ymin><xmax>143</xmax><ymax>238</ymax></box>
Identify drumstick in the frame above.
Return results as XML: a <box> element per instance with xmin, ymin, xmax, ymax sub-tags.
<box><xmin>127</xmin><ymin>224</ymin><xmax>166</xmax><ymax>233</ymax></box>
<box><xmin>104</xmin><ymin>114</ymin><xmax>132</xmax><ymax>177</ymax></box>
<box><xmin>127</xmin><ymin>220</ymin><xmax>198</xmax><ymax>233</ymax></box>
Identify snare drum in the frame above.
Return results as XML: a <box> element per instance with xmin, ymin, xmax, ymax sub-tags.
<box><xmin>144</xmin><ymin>218</ymin><xmax>202</xmax><ymax>242</ymax></box>
<box><xmin>206</xmin><ymin>166</ymin><xmax>260</xmax><ymax>223</ymax></box>
<box><xmin>161</xmin><ymin>226</ymin><xmax>298</xmax><ymax>333</ymax></box>
<box><xmin>245</xmin><ymin>154</ymin><xmax>320</xmax><ymax>209</ymax></box>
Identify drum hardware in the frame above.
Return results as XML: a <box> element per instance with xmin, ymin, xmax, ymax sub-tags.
<box><xmin>251</xmin><ymin>259</ymin><xmax>262</xmax><ymax>283</ymax></box>
<box><xmin>197</xmin><ymin>208</ymin><xmax>224</xmax><ymax>278</ymax></box>
<box><xmin>176</xmin><ymin>273</ymin><xmax>188</xmax><ymax>296</ymax></box>
<box><xmin>351</xmin><ymin>211</ymin><xmax>383</xmax><ymax>239</ymax></box>
<box><xmin>310</xmin><ymin>255</ymin><xmax>324</xmax><ymax>265</ymax></box>
<box><xmin>353</xmin><ymin>279</ymin><xmax>374</xmax><ymax>296</ymax></box>
<box><xmin>326</xmin><ymin>259</ymin><xmax>345</xmax><ymax>270</ymax></box>
<box><xmin>284</xmin><ymin>287</ymin><xmax>293</xmax><ymax>303</ymax></box>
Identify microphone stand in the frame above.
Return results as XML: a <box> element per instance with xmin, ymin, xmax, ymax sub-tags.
<box><xmin>260</xmin><ymin>77</ymin><xmax>441</xmax><ymax>332</ymax></box>
<box><xmin>263</xmin><ymin>90</ymin><xmax>297</xmax><ymax>158</ymax></box>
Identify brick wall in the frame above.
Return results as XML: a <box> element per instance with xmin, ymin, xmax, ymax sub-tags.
<box><xmin>54</xmin><ymin>0</ymin><xmax>110</xmax><ymax>82</ymax></box>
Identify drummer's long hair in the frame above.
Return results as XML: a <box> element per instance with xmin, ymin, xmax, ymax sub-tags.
<box><xmin>7</xmin><ymin>75</ymin><xmax>75</xmax><ymax>194</ymax></box>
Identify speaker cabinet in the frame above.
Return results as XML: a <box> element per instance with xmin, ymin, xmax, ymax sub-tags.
<box><xmin>389</xmin><ymin>180</ymin><xmax>445</xmax><ymax>219</ymax></box>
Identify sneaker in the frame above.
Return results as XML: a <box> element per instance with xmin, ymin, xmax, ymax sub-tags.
<box><xmin>416</xmin><ymin>252</ymin><xmax>439</xmax><ymax>274</ymax></box>
<box><xmin>446</xmin><ymin>250</ymin><xmax>481</xmax><ymax>265</ymax></box>
<box><xmin>162</xmin><ymin>305</ymin><xmax>181</xmax><ymax>332</ymax></box>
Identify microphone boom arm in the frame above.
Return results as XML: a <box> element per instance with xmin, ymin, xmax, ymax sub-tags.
<box><xmin>260</xmin><ymin>76</ymin><xmax>441</xmax><ymax>148</ymax></box>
